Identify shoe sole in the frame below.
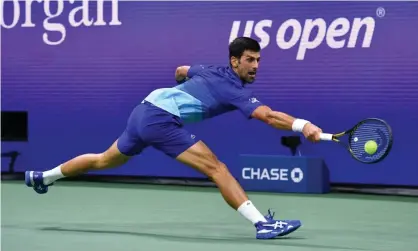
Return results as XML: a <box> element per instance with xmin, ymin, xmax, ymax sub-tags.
<box><xmin>256</xmin><ymin>224</ymin><xmax>302</xmax><ymax>240</ymax></box>
<box><xmin>24</xmin><ymin>171</ymin><xmax>49</xmax><ymax>194</ymax></box>
<box><xmin>25</xmin><ymin>171</ymin><xmax>33</xmax><ymax>187</ymax></box>
<box><xmin>278</xmin><ymin>224</ymin><xmax>301</xmax><ymax>237</ymax></box>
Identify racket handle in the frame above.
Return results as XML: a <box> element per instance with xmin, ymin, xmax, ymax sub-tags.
<box><xmin>319</xmin><ymin>133</ymin><xmax>334</xmax><ymax>141</ymax></box>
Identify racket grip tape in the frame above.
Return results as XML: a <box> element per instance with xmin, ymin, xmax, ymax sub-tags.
<box><xmin>319</xmin><ymin>133</ymin><xmax>333</xmax><ymax>141</ymax></box>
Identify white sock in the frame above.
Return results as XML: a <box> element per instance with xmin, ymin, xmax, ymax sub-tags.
<box><xmin>42</xmin><ymin>165</ymin><xmax>65</xmax><ymax>185</ymax></box>
<box><xmin>237</xmin><ymin>200</ymin><xmax>267</xmax><ymax>224</ymax></box>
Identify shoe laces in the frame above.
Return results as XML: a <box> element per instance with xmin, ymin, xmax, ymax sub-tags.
<box><xmin>265</xmin><ymin>208</ymin><xmax>275</xmax><ymax>220</ymax></box>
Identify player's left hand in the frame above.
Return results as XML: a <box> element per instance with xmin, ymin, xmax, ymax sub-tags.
<box><xmin>302</xmin><ymin>123</ymin><xmax>323</xmax><ymax>143</ymax></box>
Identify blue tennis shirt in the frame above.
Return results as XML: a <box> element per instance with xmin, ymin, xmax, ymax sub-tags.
<box><xmin>143</xmin><ymin>65</ymin><xmax>263</xmax><ymax>123</ymax></box>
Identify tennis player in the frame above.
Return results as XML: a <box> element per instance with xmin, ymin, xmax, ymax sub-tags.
<box><xmin>25</xmin><ymin>37</ymin><xmax>322</xmax><ymax>239</ymax></box>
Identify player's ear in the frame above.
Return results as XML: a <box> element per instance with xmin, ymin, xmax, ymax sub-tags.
<box><xmin>231</xmin><ymin>56</ymin><xmax>239</xmax><ymax>68</ymax></box>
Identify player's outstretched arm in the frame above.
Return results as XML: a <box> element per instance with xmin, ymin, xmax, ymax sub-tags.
<box><xmin>251</xmin><ymin>105</ymin><xmax>295</xmax><ymax>130</ymax></box>
<box><xmin>251</xmin><ymin>105</ymin><xmax>322</xmax><ymax>142</ymax></box>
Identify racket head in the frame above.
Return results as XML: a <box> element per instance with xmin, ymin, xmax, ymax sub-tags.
<box><xmin>345</xmin><ymin>118</ymin><xmax>393</xmax><ymax>164</ymax></box>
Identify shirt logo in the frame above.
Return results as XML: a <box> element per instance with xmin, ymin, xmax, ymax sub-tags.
<box><xmin>249</xmin><ymin>98</ymin><xmax>259</xmax><ymax>103</ymax></box>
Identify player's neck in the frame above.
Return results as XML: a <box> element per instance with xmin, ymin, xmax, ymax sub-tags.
<box><xmin>230</xmin><ymin>66</ymin><xmax>246</xmax><ymax>85</ymax></box>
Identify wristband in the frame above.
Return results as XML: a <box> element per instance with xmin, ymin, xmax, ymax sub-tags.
<box><xmin>292</xmin><ymin>119</ymin><xmax>310</xmax><ymax>132</ymax></box>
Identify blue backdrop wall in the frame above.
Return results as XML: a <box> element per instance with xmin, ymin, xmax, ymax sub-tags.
<box><xmin>2</xmin><ymin>1</ymin><xmax>418</xmax><ymax>186</ymax></box>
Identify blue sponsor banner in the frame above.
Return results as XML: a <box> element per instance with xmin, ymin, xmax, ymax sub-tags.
<box><xmin>1</xmin><ymin>1</ymin><xmax>418</xmax><ymax>186</ymax></box>
<box><xmin>238</xmin><ymin>155</ymin><xmax>330</xmax><ymax>194</ymax></box>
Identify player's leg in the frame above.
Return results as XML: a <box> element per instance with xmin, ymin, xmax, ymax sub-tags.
<box><xmin>25</xmin><ymin>139</ymin><xmax>132</xmax><ymax>194</ymax></box>
<box><xmin>147</xmin><ymin>116</ymin><xmax>267</xmax><ymax>224</ymax></box>
<box><xmin>25</xmin><ymin>104</ymin><xmax>147</xmax><ymax>194</ymax></box>
<box><xmin>175</xmin><ymin>140</ymin><xmax>267</xmax><ymax>223</ymax></box>
<box><xmin>139</xmin><ymin>106</ymin><xmax>267</xmax><ymax>224</ymax></box>
<box><xmin>46</xmin><ymin>139</ymin><xmax>131</xmax><ymax>184</ymax></box>
<box><xmin>174</xmin><ymin>140</ymin><xmax>302</xmax><ymax>239</ymax></box>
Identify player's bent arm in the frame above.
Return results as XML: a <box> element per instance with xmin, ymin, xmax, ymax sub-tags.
<box><xmin>175</xmin><ymin>66</ymin><xmax>190</xmax><ymax>83</ymax></box>
<box><xmin>251</xmin><ymin>105</ymin><xmax>310</xmax><ymax>132</ymax></box>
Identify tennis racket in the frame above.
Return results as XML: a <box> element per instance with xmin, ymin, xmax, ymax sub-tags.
<box><xmin>319</xmin><ymin>118</ymin><xmax>393</xmax><ymax>164</ymax></box>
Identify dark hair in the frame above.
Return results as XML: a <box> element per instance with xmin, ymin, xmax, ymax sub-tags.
<box><xmin>229</xmin><ymin>37</ymin><xmax>261</xmax><ymax>60</ymax></box>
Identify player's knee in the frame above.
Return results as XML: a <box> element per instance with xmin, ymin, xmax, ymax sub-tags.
<box><xmin>92</xmin><ymin>153</ymin><xmax>112</xmax><ymax>169</ymax></box>
<box><xmin>206</xmin><ymin>161</ymin><xmax>229</xmax><ymax>181</ymax></box>
<box><xmin>90</xmin><ymin>142</ymin><xmax>130</xmax><ymax>170</ymax></box>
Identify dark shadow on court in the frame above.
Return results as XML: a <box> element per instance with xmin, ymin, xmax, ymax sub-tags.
<box><xmin>39</xmin><ymin>226</ymin><xmax>370</xmax><ymax>251</ymax></box>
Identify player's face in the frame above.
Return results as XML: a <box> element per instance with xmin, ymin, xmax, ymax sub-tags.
<box><xmin>236</xmin><ymin>50</ymin><xmax>261</xmax><ymax>83</ymax></box>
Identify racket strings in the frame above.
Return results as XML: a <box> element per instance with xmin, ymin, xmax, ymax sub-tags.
<box><xmin>349</xmin><ymin>121</ymin><xmax>391</xmax><ymax>163</ymax></box>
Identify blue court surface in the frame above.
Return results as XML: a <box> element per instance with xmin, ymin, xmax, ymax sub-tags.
<box><xmin>2</xmin><ymin>181</ymin><xmax>417</xmax><ymax>251</ymax></box>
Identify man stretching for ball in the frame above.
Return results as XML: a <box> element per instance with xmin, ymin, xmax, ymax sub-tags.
<box><xmin>25</xmin><ymin>37</ymin><xmax>323</xmax><ymax>239</ymax></box>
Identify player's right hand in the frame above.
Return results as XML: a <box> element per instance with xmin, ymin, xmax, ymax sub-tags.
<box><xmin>302</xmin><ymin>123</ymin><xmax>322</xmax><ymax>143</ymax></box>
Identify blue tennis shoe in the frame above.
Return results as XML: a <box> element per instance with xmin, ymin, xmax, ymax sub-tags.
<box><xmin>255</xmin><ymin>209</ymin><xmax>302</xmax><ymax>239</ymax></box>
<box><xmin>25</xmin><ymin>171</ymin><xmax>51</xmax><ymax>194</ymax></box>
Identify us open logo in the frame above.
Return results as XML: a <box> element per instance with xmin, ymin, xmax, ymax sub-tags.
<box><xmin>229</xmin><ymin>7</ymin><xmax>387</xmax><ymax>60</ymax></box>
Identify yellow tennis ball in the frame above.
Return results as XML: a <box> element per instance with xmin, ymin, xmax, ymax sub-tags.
<box><xmin>364</xmin><ymin>140</ymin><xmax>378</xmax><ymax>154</ymax></box>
